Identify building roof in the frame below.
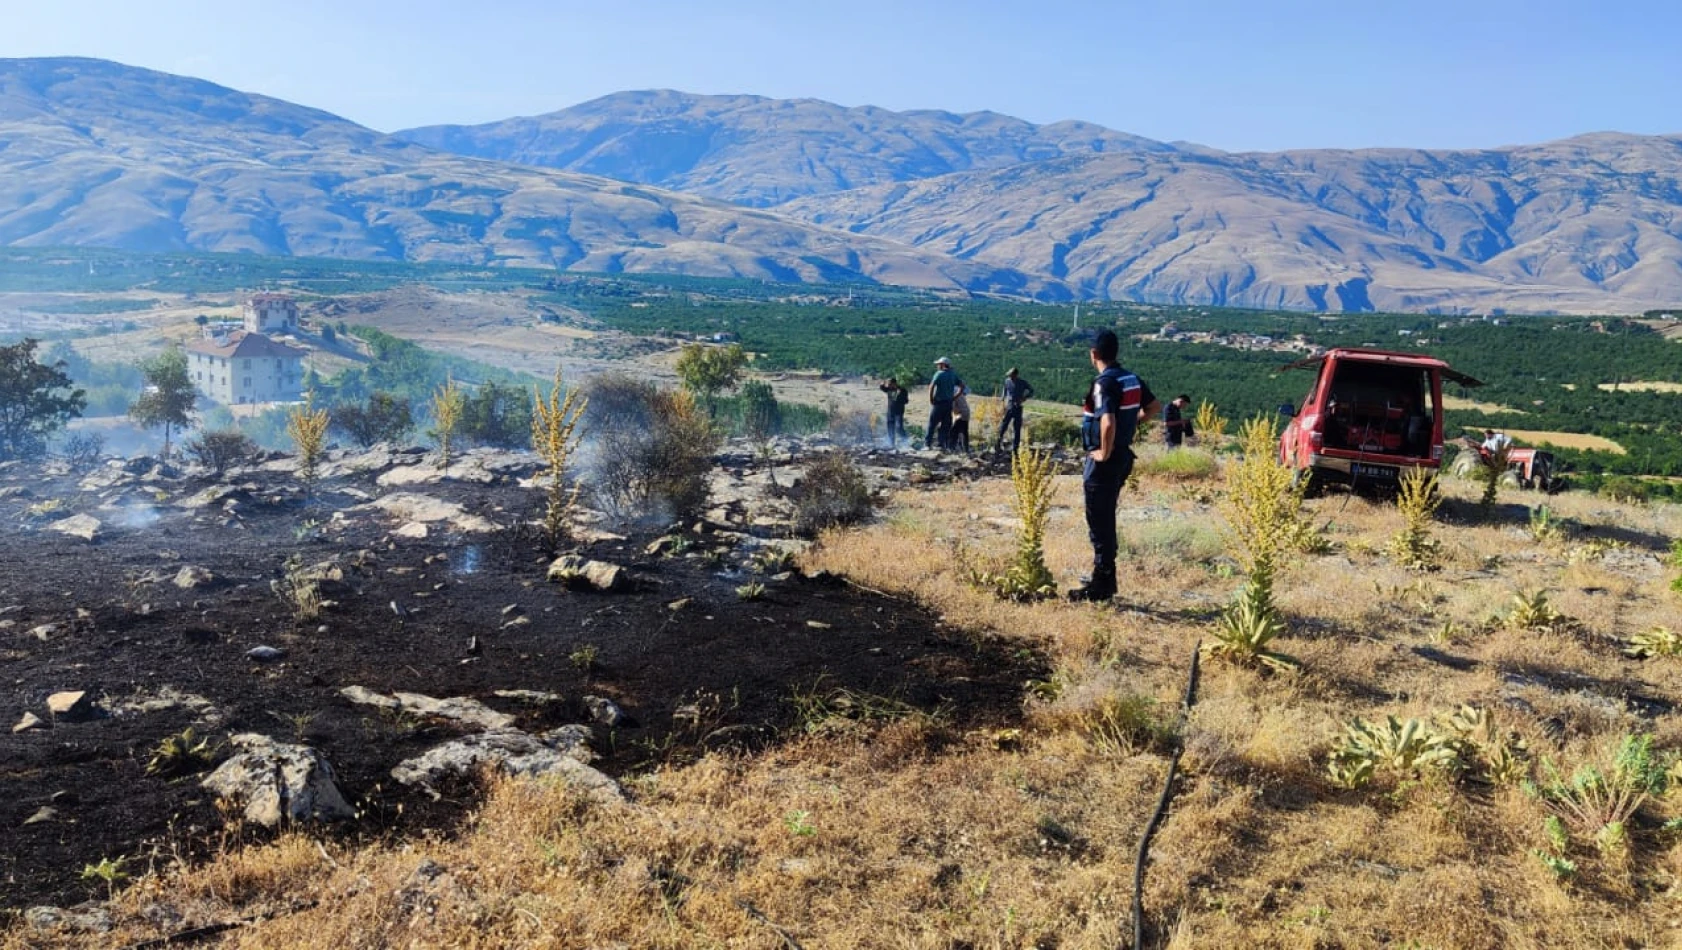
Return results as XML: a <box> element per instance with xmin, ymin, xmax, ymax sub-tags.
<box><xmin>187</xmin><ymin>331</ymin><xmax>308</xmax><ymax>360</ymax></box>
<box><xmin>247</xmin><ymin>292</ymin><xmax>296</xmax><ymax>306</ymax></box>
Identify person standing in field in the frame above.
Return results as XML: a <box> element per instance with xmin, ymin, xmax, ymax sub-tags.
<box><xmin>925</xmin><ymin>357</ymin><xmax>960</xmax><ymax>451</ymax></box>
<box><xmin>1163</xmin><ymin>394</ymin><xmax>1195</xmax><ymax>448</ymax></box>
<box><xmin>994</xmin><ymin>367</ymin><xmax>1034</xmax><ymax>455</ymax></box>
<box><xmin>879</xmin><ymin>377</ymin><xmax>910</xmax><ymax>449</ymax></box>
<box><xmin>951</xmin><ymin>382</ymin><xmax>972</xmax><ymax>454</ymax></box>
<box><xmin>1068</xmin><ymin>329</ymin><xmax>1158</xmax><ymax>602</ymax></box>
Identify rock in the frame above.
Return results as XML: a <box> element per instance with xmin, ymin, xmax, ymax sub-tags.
<box><xmin>25</xmin><ymin>902</ymin><xmax>113</xmax><ymax>934</ymax></box>
<box><xmin>48</xmin><ymin>514</ymin><xmax>102</xmax><ymax>542</ymax></box>
<box><xmin>541</xmin><ymin>724</ymin><xmax>598</xmax><ymax>757</ymax></box>
<box><xmin>393</xmin><ymin>522</ymin><xmax>430</xmax><ymax>539</ymax></box>
<box><xmin>174</xmin><ymin>566</ymin><xmax>215</xmax><ymax>589</ymax></box>
<box><xmin>583</xmin><ymin>695</ymin><xmax>626</xmax><ymax>728</ymax></box>
<box><xmin>493</xmin><ymin>689</ymin><xmax>564</xmax><ymax>705</ymax></box>
<box><xmin>23</xmin><ymin>806</ymin><xmax>58</xmax><ymax>825</ymax></box>
<box><xmin>364</xmin><ymin>493</ymin><xmax>496</xmax><ymax>533</ymax></box>
<box><xmin>27</xmin><ymin>623</ymin><xmax>58</xmax><ymax>641</ymax></box>
<box><xmin>246</xmin><ymin>645</ymin><xmax>287</xmax><ymax>662</ymax></box>
<box><xmin>390</xmin><ymin>731</ymin><xmax>620</xmax><ymax>801</ymax></box>
<box><xmin>47</xmin><ymin>691</ymin><xmax>94</xmax><ymax>720</ymax></box>
<box><xmin>13</xmin><ymin>711</ymin><xmax>45</xmax><ymax>732</ymax></box>
<box><xmin>200</xmin><ymin>734</ymin><xmax>353</xmax><ymax>826</ymax></box>
<box><xmin>704</xmin><ymin>724</ymin><xmax>774</xmax><ymax>752</ymax></box>
<box><xmin>340</xmin><ymin>685</ymin><xmax>401</xmax><ymax>709</ymax></box>
<box><xmin>548</xmin><ymin>555</ymin><xmax>629</xmax><ymax>592</ymax></box>
<box><xmin>391</xmin><ymin>692</ymin><xmax>516</xmax><ymax>730</ymax></box>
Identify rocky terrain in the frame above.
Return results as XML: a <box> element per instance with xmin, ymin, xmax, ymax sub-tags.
<box><xmin>0</xmin><ymin>439</ymin><xmax>1030</xmax><ymax>916</ymax></box>
<box><xmin>395</xmin><ymin>89</ymin><xmax>1175</xmax><ymax>207</ymax></box>
<box><xmin>0</xmin><ymin>59</ymin><xmax>1044</xmax><ymax>296</ymax></box>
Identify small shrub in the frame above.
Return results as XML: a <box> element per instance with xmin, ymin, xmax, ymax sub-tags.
<box><xmin>1525</xmin><ymin>734</ymin><xmax>1669</xmax><ymax>856</ymax></box>
<box><xmin>978</xmin><ymin>446</ymin><xmax>1057</xmax><ymax>601</ymax></box>
<box><xmin>271</xmin><ymin>556</ymin><xmax>324</xmax><ymax>623</ymax></box>
<box><xmin>145</xmin><ymin>727</ymin><xmax>217</xmax><ymax>778</ymax></box>
<box><xmin>1598</xmin><ymin>475</ymin><xmax>1653</xmax><ymax>505</ymax></box>
<box><xmin>1500</xmin><ymin>589</ymin><xmax>1562</xmax><ymax>631</ymax></box>
<box><xmin>186</xmin><ymin>429</ymin><xmax>260</xmax><ymax>476</ymax></box>
<box><xmin>581</xmin><ymin>375</ymin><xmax>719</xmax><ymax>523</ymax></box>
<box><xmin>1193</xmin><ymin>400</ymin><xmax>1229</xmax><ymax>442</ymax></box>
<box><xmin>1079</xmin><ymin>692</ymin><xmax>1173</xmax><ymax>756</ymax></box>
<box><xmin>1528</xmin><ymin>505</ymin><xmax>1564</xmax><ymax>543</ymax></box>
<box><xmin>1468</xmin><ymin>442</ymin><xmax>1514</xmax><ymax>509</ymax></box>
<box><xmin>1388</xmin><ymin>467</ymin><xmax>1441</xmax><ymax>571</ymax></box>
<box><xmin>1026</xmin><ymin>415</ymin><xmax>1081</xmax><ymax>448</ymax></box>
<box><xmin>1327</xmin><ymin>715</ymin><xmax>1464</xmax><ymax>790</ymax></box>
<box><xmin>80</xmin><ymin>856</ymin><xmax>129</xmax><ymax>898</ymax></box>
<box><xmin>530</xmin><ymin>369</ymin><xmax>586</xmax><ymax>549</ymax></box>
<box><xmin>329</xmin><ymin>391</ymin><xmax>413</xmax><ymax>448</ymax></box>
<box><xmin>795</xmin><ymin>452</ymin><xmax>872</xmax><ymax>535</ymax></box>
<box><xmin>429</xmin><ymin>376</ymin><xmax>466</xmax><ymax>469</ymax></box>
<box><xmin>569</xmin><ymin>643</ymin><xmax>599</xmax><ymax>673</ymax></box>
<box><xmin>1222</xmin><ymin>415</ymin><xmax>1311</xmax><ymax>576</ymax></box>
<box><xmin>1204</xmin><ymin>566</ymin><xmax>1297</xmax><ymax>673</ymax></box>
<box><xmin>1624</xmin><ymin>627</ymin><xmax>1682</xmax><ymax>659</ymax></box>
<box><xmin>286</xmin><ymin>397</ymin><xmax>330</xmax><ymax>489</ymax></box>
<box><xmin>735</xmin><ymin>581</ymin><xmax>767</xmax><ymax>601</ymax></box>
<box><xmin>1136</xmin><ymin>447</ymin><xmax>1217</xmax><ymax>481</ymax></box>
<box><xmin>58</xmin><ymin>431</ymin><xmax>105</xmax><ymax>470</ymax></box>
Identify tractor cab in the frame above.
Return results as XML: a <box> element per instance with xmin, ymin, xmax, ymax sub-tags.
<box><xmin>1278</xmin><ymin>347</ymin><xmax>1482</xmax><ymax>492</ymax></box>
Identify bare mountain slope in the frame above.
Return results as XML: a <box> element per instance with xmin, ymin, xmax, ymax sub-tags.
<box><xmin>395</xmin><ymin>89</ymin><xmax>1173</xmax><ymax>207</ymax></box>
<box><xmin>783</xmin><ymin>135</ymin><xmax>1682</xmax><ymax>312</ymax></box>
<box><xmin>0</xmin><ymin>59</ymin><xmax>1050</xmax><ymax>295</ymax></box>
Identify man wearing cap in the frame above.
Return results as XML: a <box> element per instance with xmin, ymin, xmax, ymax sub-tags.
<box><xmin>1069</xmin><ymin>329</ymin><xmax>1158</xmax><ymax>602</ymax></box>
<box><xmin>925</xmin><ymin>357</ymin><xmax>961</xmax><ymax>451</ymax></box>
<box><xmin>994</xmin><ymin>367</ymin><xmax>1034</xmax><ymax>455</ymax></box>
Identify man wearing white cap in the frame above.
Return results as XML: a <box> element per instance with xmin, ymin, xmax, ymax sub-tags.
<box><xmin>925</xmin><ymin>357</ymin><xmax>961</xmax><ymax>451</ymax></box>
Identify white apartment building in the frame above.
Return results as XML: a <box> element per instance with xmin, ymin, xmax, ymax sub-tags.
<box><xmin>186</xmin><ymin>331</ymin><xmax>308</xmax><ymax>406</ymax></box>
<box><xmin>243</xmin><ymin>293</ymin><xmax>299</xmax><ymax>334</ymax></box>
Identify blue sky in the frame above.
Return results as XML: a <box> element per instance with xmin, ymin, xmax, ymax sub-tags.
<box><xmin>5</xmin><ymin>0</ymin><xmax>1678</xmax><ymax>151</ymax></box>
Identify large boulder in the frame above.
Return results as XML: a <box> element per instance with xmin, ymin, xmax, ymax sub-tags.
<box><xmin>548</xmin><ymin>555</ymin><xmax>629</xmax><ymax>592</ymax></box>
<box><xmin>364</xmin><ymin>493</ymin><xmax>496</xmax><ymax>534</ymax></box>
<box><xmin>391</xmin><ymin>729</ymin><xmax>619</xmax><ymax>801</ymax></box>
<box><xmin>339</xmin><ymin>687</ymin><xmax>515</xmax><ymax>730</ymax></box>
<box><xmin>200</xmin><ymin>734</ymin><xmax>353</xmax><ymax>827</ymax></box>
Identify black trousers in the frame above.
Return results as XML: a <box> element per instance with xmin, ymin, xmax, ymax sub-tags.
<box><xmin>1083</xmin><ymin>455</ymin><xmax>1133</xmax><ymax>574</ymax></box>
<box><xmin>997</xmin><ymin>403</ymin><xmax>1024</xmax><ymax>451</ymax></box>
<box><xmin>925</xmin><ymin>399</ymin><xmax>953</xmax><ymax>449</ymax></box>
<box><xmin>886</xmin><ymin>409</ymin><xmax>907</xmax><ymax>445</ymax></box>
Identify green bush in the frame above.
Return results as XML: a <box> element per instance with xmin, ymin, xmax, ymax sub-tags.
<box><xmin>1026</xmin><ymin>415</ymin><xmax>1081</xmax><ymax>448</ymax></box>
<box><xmin>795</xmin><ymin>452</ymin><xmax>873</xmax><ymax>535</ymax></box>
<box><xmin>1135</xmin><ymin>447</ymin><xmax>1218</xmax><ymax>480</ymax></box>
<box><xmin>581</xmin><ymin>374</ymin><xmax>719</xmax><ymax>523</ymax></box>
<box><xmin>185</xmin><ymin>429</ymin><xmax>261</xmax><ymax>476</ymax></box>
<box><xmin>1598</xmin><ymin>475</ymin><xmax>1653</xmax><ymax>505</ymax></box>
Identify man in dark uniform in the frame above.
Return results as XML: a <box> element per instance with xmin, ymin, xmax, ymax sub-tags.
<box><xmin>1163</xmin><ymin>394</ymin><xmax>1194</xmax><ymax>448</ymax></box>
<box><xmin>1069</xmin><ymin>329</ymin><xmax>1158</xmax><ymax>602</ymax></box>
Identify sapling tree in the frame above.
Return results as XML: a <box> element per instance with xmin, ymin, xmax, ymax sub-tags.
<box><xmin>530</xmin><ymin>368</ymin><xmax>586</xmax><ymax>549</ymax></box>
<box><xmin>430</xmin><ymin>376</ymin><xmax>466</xmax><ymax>469</ymax></box>
<box><xmin>129</xmin><ymin>346</ymin><xmax>195</xmax><ymax>461</ymax></box>
<box><xmin>286</xmin><ymin>395</ymin><xmax>330</xmax><ymax>493</ymax></box>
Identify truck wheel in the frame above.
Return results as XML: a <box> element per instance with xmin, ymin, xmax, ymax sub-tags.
<box><xmin>1291</xmin><ymin>468</ymin><xmax>1323</xmax><ymax>498</ymax></box>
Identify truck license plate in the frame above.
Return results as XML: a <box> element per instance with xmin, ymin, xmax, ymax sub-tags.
<box><xmin>1352</xmin><ymin>463</ymin><xmax>1398</xmax><ymax>480</ymax></box>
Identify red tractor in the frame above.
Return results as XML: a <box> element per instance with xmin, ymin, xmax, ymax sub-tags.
<box><xmin>1453</xmin><ymin>435</ymin><xmax>1567</xmax><ymax>493</ymax></box>
<box><xmin>1278</xmin><ymin>347</ymin><xmax>1484</xmax><ymax>493</ymax></box>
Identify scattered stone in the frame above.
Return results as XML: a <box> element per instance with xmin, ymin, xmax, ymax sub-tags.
<box><xmin>200</xmin><ymin>734</ymin><xmax>353</xmax><ymax>826</ymax></box>
<box><xmin>173</xmin><ymin>566</ymin><xmax>215</xmax><ymax>589</ymax></box>
<box><xmin>390</xmin><ymin>731</ymin><xmax>619</xmax><ymax>801</ymax></box>
<box><xmin>47</xmin><ymin>691</ymin><xmax>94</xmax><ymax>720</ymax></box>
<box><xmin>493</xmin><ymin>689</ymin><xmax>565</xmax><ymax>705</ymax></box>
<box><xmin>340</xmin><ymin>685</ymin><xmax>401</xmax><ymax>710</ymax></box>
<box><xmin>548</xmin><ymin>555</ymin><xmax>628</xmax><ymax>592</ymax></box>
<box><xmin>391</xmin><ymin>692</ymin><xmax>516</xmax><ymax>730</ymax></box>
<box><xmin>25</xmin><ymin>902</ymin><xmax>113</xmax><ymax>934</ymax></box>
<box><xmin>393</xmin><ymin>522</ymin><xmax>430</xmax><ymax>540</ymax></box>
<box><xmin>500</xmin><ymin>615</ymin><xmax>530</xmax><ymax>629</ymax></box>
<box><xmin>23</xmin><ymin>806</ymin><xmax>58</xmax><ymax>825</ymax></box>
<box><xmin>27</xmin><ymin>623</ymin><xmax>58</xmax><ymax>641</ymax></box>
<box><xmin>500</xmin><ymin>604</ymin><xmax>521</xmax><ymax>616</ymax></box>
<box><xmin>14</xmin><ymin>711</ymin><xmax>45</xmax><ymax>733</ymax></box>
<box><xmin>806</xmin><ymin>620</ymin><xmax>833</xmax><ymax>630</ymax></box>
<box><xmin>48</xmin><ymin>514</ymin><xmax>102</xmax><ymax>542</ymax></box>
<box><xmin>245</xmin><ymin>646</ymin><xmax>286</xmax><ymax>663</ymax></box>
<box><xmin>364</xmin><ymin>493</ymin><xmax>496</xmax><ymax>533</ymax></box>
<box><xmin>583</xmin><ymin>695</ymin><xmax>627</xmax><ymax>728</ymax></box>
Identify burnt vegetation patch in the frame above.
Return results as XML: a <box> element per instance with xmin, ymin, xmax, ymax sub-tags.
<box><xmin>0</xmin><ymin>451</ymin><xmax>1035</xmax><ymax>912</ymax></box>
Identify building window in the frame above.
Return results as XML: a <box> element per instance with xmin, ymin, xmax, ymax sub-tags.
<box><xmin>243</xmin><ymin>358</ymin><xmax>252</xmax><ymax>369</ymax></box>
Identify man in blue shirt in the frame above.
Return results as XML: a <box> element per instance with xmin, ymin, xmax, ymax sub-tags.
<box><xmin>1069</xmin><ymin>329</ymin><xmax>1157</xmax><ymax>602</ymax></box>
<box><xmin>925</xmin><ymin>357</ymin><xmax>960</xmax><ymax>451</ymax></box>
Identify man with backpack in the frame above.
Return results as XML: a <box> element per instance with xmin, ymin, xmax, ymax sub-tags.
<box><xmin>1069</xmin><ymin>329</ymin><xmax>1158</xmax><ymax>602</ymax></box>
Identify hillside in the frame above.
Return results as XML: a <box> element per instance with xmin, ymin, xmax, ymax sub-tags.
<box><xmin>783</xmin><ymin>135</ymin><xmax>1682</xmax><ymax>313</ymax></box>
<box><xmin>0</xmin><ymin>59</ymin><xmax>1048</xmax><ymax>296</ymax></box>
<box><xmin>395</xmin><ymin>89</ymin><xmax>1173</xmax><ymax>207</ymax></box>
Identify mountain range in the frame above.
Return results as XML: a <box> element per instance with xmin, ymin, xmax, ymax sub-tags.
<box><xmin>4</xmin><ymin>57</ymin><xmax>1682</xmax><ymax>313</ymax></box>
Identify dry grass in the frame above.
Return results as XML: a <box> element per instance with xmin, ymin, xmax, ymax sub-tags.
<box><xmin>1442</xmin><ymin>394</ymin><xmax>1528</xmax><ymax>414</ymax></box>
<box><xmin>1597</xmin><ymin>381</ymin><xmax>1682</xmax><ymax>394</ymax></box>
<box><xmin>27</xmin><ymin>466</ymin><xmax>1682</xmax><ymax>949</ymax></box>
<box><xmin>1500</xmin><ymin>429</ymin><xmax>1627</xmax><ymax>454</ymax></box>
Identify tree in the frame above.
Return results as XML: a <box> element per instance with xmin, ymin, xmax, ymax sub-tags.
<box><xmin>460</xmin><ymin>379</ymin><xmax>532</xmax><ymax>449</ymax></box>
<box><xmin>129</xmin><ymin>347</ymin><xmax>196</xmax><ymax>460</ymax></box>
<box><xmin>0</xmin><ymin>339</ymin><xmax>86</xmax><ymax>461</ymax></box>
<box><xmin>329</xmin><ymin>391</ymin><xmax>414</xmax><ymax>448</ymax></box>
<box><xmin>675</xmin><ymin>343</ymin><xmax>747</xmax><ymax>410</ymax></box>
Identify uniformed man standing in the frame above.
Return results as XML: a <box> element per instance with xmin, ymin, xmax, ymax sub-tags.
<box><xmin>1069</xmin><ymin>329</ymin><xmax>1158</xmax><ymax>602</ymax></box>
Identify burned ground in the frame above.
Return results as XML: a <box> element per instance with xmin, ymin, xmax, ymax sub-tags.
<box><xmin>0</xmin><ymin>449</ymin><xmax>1035</xmax><ymax>912</ymax></box>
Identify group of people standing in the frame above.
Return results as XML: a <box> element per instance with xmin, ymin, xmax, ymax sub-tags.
<box><xmin>879</xmin><ymin>359</ymin><xmax>1036</xmax><ymax>455</ymax></box>
<box><xmin>877</xmin><ymin>330</ymin><xmax>1186</xmax><ymax>603</ymax></box>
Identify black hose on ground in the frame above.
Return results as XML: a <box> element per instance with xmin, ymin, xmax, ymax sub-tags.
<box><xmin>1128</xmin><ymin>643</ymin><xmax>1200</xmax><ymax>950</ymax></box>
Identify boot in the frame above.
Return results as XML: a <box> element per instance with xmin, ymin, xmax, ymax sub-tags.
<box><xmin>1066</xmin><ymin>564</ymin><xmax>1116</xmax><ymax>602</ymax></box>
